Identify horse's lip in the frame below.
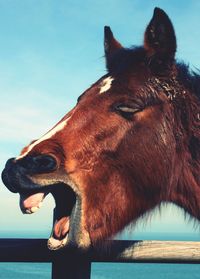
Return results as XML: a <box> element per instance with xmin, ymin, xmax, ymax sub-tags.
<box><xmin>2</xmin><ymin>163</ymin><xmax>48</xmax><ymax>194</ymax></box>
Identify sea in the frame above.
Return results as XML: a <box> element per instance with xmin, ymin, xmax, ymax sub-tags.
<box><xmin>0</xmin><ymin>231</ymin><xmax>200</xmax><ymax>279</ymax></box>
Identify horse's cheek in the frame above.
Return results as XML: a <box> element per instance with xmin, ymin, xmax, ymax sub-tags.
<box><xmin>127</xmin><ymin>109</ymin><xmax>175</xmax><ymax>192</ymax></box>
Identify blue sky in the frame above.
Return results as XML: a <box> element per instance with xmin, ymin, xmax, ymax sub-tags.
<box><xmin>1</xmin><ymin>0</ymin><xmax>200</xmax><ymax>238</ymax></box>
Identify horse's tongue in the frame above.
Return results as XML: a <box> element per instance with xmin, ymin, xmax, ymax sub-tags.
<box><xmin>54</xmin><ymin>217</ymin><xmax>70</xmax><ymax>239</ymax></box>
<box><xmin>20</xmin><ymin>192</ymin><xmax>44</xmax><ymax>209</ymax></box>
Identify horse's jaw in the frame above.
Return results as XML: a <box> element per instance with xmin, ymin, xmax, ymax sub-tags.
<box><xmin>2</xmin><ymin>159</ymin><xmax>90</xmax><ymax>250</ymax></box>
<box><xmin>20</xmin><ymin>181</ymin><xmax>90</xmax><ymax>251</ymax></box>
<box><xmin>48</xmin><ymin>183</ymin><xmax>80</xmax><ymax>250</ymax></box>
<box><xmin>49</xmin><ymin>183</ymin><xmax>91</xmax><ymax>251</ymax></box>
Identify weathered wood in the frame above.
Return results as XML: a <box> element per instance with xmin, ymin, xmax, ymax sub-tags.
<box><xmin>92</xmin><ymin>240</ymin><xmax>200</xmax><ymax>263</ymax></box>
<box><xmin>0</xmin><ymin>239</ymin><xmax>200</xmax><ymax>264</ymax></box>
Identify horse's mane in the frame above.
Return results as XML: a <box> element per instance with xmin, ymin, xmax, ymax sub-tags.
<box><xmin>107</xmin><ymin>46</ymin><xmax>200</xmax><ymax>100</ymax></box>
<box><xmin>106</xmin><ymin>46</ymin><xmax>146</xmax><ymax>74</ymax></box>
<box><xmin>176</xmin><ymin>63</ymin><xmax>200</xmax><ymax>100</ymax></box>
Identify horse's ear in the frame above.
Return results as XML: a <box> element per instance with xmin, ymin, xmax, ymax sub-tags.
<box><xmin>144</xmin><ymin>8</ymin><xmax>176</xmax><ymax>74</ymax></box>
<box><xmin>104</xmin><ymin>26</ymin><xmax>123</xmax><ymax>69</ymax></box>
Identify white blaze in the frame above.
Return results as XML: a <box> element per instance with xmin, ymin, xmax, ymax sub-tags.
<box><xmin>99</xmin><ymin>76</ymin><xmax>114</xmax><ymax>94</ymax></box>
<box><xmin>16</xmin><ymin>116</ymin><xmax>71</xmax><ymax>160</ymax></box>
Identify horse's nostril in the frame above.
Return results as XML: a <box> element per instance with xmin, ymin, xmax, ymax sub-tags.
<box><xmin>5</xmin><ymin>158</ymin><xmax>16</xmax><ymax>169</ymax></box>
<box><xmin>2</xmin><ymin>158</ymin><xmax>20</xmax><ymax>193</ymax></box>
<box><xmin>32</xmin><ymin>155</ymin><xmax>57</xmax><ymax>173</ymax></box>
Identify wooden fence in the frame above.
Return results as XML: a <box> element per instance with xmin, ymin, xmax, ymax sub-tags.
<box><xmin>0</xmin><ymin>239</ymin><xmax>200</xmax><ymax>279</ymax></box>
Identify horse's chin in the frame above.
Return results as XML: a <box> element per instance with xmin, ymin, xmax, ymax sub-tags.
<box><xmin>20</xmin><ymin>182</ymin><xmax>88</xmax><ymax>251</ymax></box>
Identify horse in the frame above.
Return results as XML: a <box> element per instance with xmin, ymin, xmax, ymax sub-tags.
<box><xmin>2</xmin><ymin>7</ymin><xmax>200</xmax><ymax>251</ymax></box>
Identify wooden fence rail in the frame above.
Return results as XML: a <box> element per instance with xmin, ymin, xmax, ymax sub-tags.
<box><xmin>0</xmin><ymin>239</ymin><xmax>200</xmax><ymax>278</ymax></box>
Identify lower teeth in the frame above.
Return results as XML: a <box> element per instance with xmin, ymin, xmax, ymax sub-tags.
<box><xmin>48</xmin><ymin>234</ymin><xmax>69</xmax><ymax>250</ymax></box>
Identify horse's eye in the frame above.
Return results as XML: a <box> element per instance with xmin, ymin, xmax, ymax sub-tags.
<box><xmin>115</xmin><ymin>104</ymin><xmax>140</xmax><ymax>119</ymax></box>
<box><xmin>116</xmin><ymin>106</ymin><xmax>139</xmax><ymax>113</ymax></box>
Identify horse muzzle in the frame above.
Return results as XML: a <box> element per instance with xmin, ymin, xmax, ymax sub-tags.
<box><xmin>1</xmin><ymin>155</ymin><xmax>57</xmax><ymax>194</ymax></box>
<box><xmin>2</xmin><ymin>156</ymin><xmax>90</xmax><ymax>250</ymax></box>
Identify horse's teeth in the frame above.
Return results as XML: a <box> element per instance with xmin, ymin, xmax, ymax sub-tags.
<box><xmin>62</xmin><ymin>234</ymin><xmax>68</xmax><ymax>246</ymax></box>
<box><xmin>25</xmin><ymin>205</ymin><xmax>40</xmax><ymax>214</ymax></box>
<box><xmin>47</xmin><ymin>233</ymin><xmax>69</xmax><ymax>250</ymax></box>
<box><xmin>30</xmin><ymin>206</ymin><xmax>39</xmax><ymax>213</ymax></box>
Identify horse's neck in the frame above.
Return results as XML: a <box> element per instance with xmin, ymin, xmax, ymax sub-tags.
<box><xmin>168</xmin><ymin>84</ymin><xmax>200</xmax><ymax>220</ymax></box>
<box><xmin>145</xmin><ymin>76</ymin><xmax>200</xmax><ymax>219</ymax></box>
<box><xmin>170</xmin><ymin>146</ymin><xmax>200</xmax><ymax>220</ymax></box>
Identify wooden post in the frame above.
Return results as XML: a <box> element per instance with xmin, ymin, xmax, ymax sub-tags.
<box><xmin>52</xmin><ymin>252</ymin><xmax>91</xmax><ymax>279</ymax></box>
<box><xmin>51</xmin><ymin>207</ymin><xmax>91</xmax><ymax>278</ymax></box>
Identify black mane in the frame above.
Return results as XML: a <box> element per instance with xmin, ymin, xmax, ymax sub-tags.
<box><xmin>176</xmin><ymin>63</ymin><xmax>200</xmax><ymax>99</ymax></box>
<box><xmin>107</xmin><ymin>46</ymin><xmax>200</xmax><ymax>100</ymax></box>
<box><xmin>106</xmin><ymin>46</ymin><xmax>146</xmax><ymax>74</ymax></box>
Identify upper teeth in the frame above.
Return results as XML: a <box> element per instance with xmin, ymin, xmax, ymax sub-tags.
<box><xmin>25</xmin><ymin>204</ymin><xmax>42</xmax><ymax>214</ymax></box>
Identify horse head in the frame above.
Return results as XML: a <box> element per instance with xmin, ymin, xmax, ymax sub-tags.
<box><xmin>2</xmin><ymin>8</ymin><xmax>200</xmax><ymax>250</ymax></box>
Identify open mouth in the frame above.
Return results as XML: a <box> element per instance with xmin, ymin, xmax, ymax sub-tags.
<box><xmin>20</xmin><ymin>183</ymin><xmax>79</xmax><ymax>250</ymax></box>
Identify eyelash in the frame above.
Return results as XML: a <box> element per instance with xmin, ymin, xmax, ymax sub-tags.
<box><xmin>115</xmin><ymin>104</ymin><xmax>142</xmax><ymax>119</ymax></box>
